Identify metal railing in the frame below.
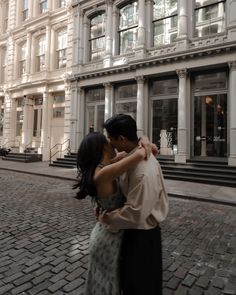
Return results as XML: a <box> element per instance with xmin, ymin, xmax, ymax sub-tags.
<box><xmin>49</xmin><ymin>139</ymin><xmax>71</xmax><ymax>164</ymax></box>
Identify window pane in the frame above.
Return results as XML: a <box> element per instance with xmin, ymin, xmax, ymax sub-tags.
<box><xmin>53</xmin><ymin>107</ymin><xmax>64</xmax><ymax>118</ymax></box>
<box><xmin>194</xmin><ymin>72</ymin><xmax>227</xmax><ymax>91</ymax></box>
<box><xmin>58</xmin><ymin>31</ymin><xmax>67</xmax><ymax>49</ymax></box>
<box><xmin>119</xmin><ymin>2</ymin><xmax>138</xmax><ymax>30</ymax></box>
<box><xmin>154</xmin><ymin>16</ymin><xmax>177</xmax><ymax>46</ymax></box>
<box><xmin>86</xmin><ymin>88</ymin><xmax>105</xmax><ymax>102</ymax></box>
<box><xmin>195</xmin><ymin>0</ymin><xmax>223</xmax><ymax>8</ymax></box>
<box><xmin>115</xmin><ymin>102</ymin><xmax>137</xmax><ymax>119</ymax></box>
<box><xmin>154</xmin><ymin>0</ymin><xmax>178</xmax><ymax>19</ymax></box>
<box><xmin>195</xmin><ymin>2</ymin><xmax>225</xmax><ymax>37</ymax></box>
<box><xmin>117</xmin><ymin>84</ymin><xmax>137</xmax><ymax>100</ymax></box>
<box><xmin>151</xmin><ymin>78</ymin><xmax>178</xmax><ymax>96</ymax></box>
<box><xmin>54</xmin><ymin>95</ymin><xmax>65</xmax><ymax>103</ymax></box>
<box><xmin>152</xmin><ymin>99</ymin><xmax>178</xmax><ymax>155</ymax></box>
<box><xmin>91</xmin><ymin>37</ymin><xmax>105</xmax><ymax>61</ymax></box>
<box><xmin>120</xmin><ymin>28</ymin><xmax>138</xmax><ymax>54</ymax></box>
<box><xmin>40</xmin><ymin>0</ymin><xmax>48</xmax><ymax>13</ymax></box>
<box><xmin>90</xmin><ymin>14</ymin><xmax>105</xmax><ymax>39</ymax></box>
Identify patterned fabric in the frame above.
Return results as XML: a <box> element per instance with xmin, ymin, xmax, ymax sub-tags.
<box><xmin>84</xmin><ymin>183</ymin><xmax>126</xmax><ymax>295</ymax></box>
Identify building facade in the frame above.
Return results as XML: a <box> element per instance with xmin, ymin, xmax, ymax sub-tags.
<box><xmin>0</xmin><ymin>0</ymin><xmax>73</xmax><ymax>160</ymax></box>
<box><xmin>1</xmin><ymin>0</ymin><xmax>236</xmax><ymax>166</ymax></box>
<box><xmin>70</xmin><ymin>0</ymin><xmax>236</xmax><ymax>166</ymax></box>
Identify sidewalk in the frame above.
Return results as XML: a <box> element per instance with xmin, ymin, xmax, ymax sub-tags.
<box><xmin>1</xmin><ymin>159</ymin><xmax>236</xmax><ymax>206</ymax></box>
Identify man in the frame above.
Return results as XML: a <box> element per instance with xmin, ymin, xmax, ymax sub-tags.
<box><xmin>100</xmin><ymin>114</ymin><xmax>169</xmax><ymax>295</ymax></box>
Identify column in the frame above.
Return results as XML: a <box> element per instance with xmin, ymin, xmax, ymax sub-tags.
<box><xmin>22</xmin><ymin>96</ymin><xmax>34</xmax><ymax>150</ymax></box>
<box><xmin>145</xmin><ymin>0</ymin><xmax>153</xmax><ymax>48</ymax></box>
<box><xmin>68</xmin><ymin>82</ymin><xmax>78</xmax><ymax>153</ymax></box>
<box><xmin>228</xmin><ymin>61</ymin><xmax>236</xmax><ymax>166</ymax></box>
<box><xmin>77</xmin><ymin>87</ymin><xmax>85</xmax><ymax>146</ymax></box>
<box><xmin>45</xmin><ymin>25</ymin><xmax>51</xmax><ymax>71</ymax></box>
<box><xmin>176</xmin><ymin>0</ymin><xmax>188</xmax><ymax>50</ymax></box>
<box><xmin>135</xmin><ymin>0</ymin><xmax>146</xmax><ymax>58</ymax></box>
<box><xmin>104</xmin><ymin>83</ymin><xmax>113</xmax><ymax>121</ymax></box>
<box><xmin>72</xmin><ymin>6</ymin><xmax>80</xmax><ymax>66</ymax></box>
<box><xmin>227</xmin><ymin>0</ymin><xmax>236</xmax><ymax>41</ymax></box>
<box><xmin>3</xmin><ymin>92</ymin><xmax>16</xmax><ymax>146</ymax></box>
<box><xmin>104</xmin><ymin>0</ymin><xmax>113</xmax><ymax>67</ymax></box>
<box><xmin>136</xmin><ymin>76</ymin><xmax>145</xmax><ymax>136</ymax></box>
<box><xmin>175</xmin><ymin>69</ymin><xmax>188</xmax><ymax>163</ymax></box>
<box><xmin>83</xmin><ymin>14</ymin><xmax>89</xmax><ymax>63</ymax></box>
<box><xmin>112</xmin><ymin>6</ymin><xmax>119</xmax><ymax>56</ymax></box>
<box><xmin>26</xmin><ymin>31</ymin><xmax>32</xmax><ymax>75</ymax></box>
<box><xmin>41</xmin><ymin>91</ymin><xmax>53</xmax><ymax>160</ymax></box>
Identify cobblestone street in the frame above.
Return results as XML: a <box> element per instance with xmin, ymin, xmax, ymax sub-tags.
<box><xmin>0</xmin><ymin>170</ymin><xmax>235</xmax><ymax>295</ymax></box>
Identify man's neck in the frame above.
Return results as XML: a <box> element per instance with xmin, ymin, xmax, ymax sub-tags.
<box><xmin>124</xmin><ymin>141</ymin><xmax>139</xmax><ymax>153</ymax></box>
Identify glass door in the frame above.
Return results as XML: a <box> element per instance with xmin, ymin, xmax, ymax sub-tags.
<box><xmin>194</xmin><ymin>94</ymin><xmax>227</xmax><ymax>157</ymax></box>
<box><xmin>86</xmin><ymin>103</ymin><xmax>105</xmax><ymax>133</ymax></box>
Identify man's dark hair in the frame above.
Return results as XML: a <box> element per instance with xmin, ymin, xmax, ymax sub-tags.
<box><xmin>103</xmin><ymin>114</ymin><xmax>138</xmax><ymax>141</ymax></box>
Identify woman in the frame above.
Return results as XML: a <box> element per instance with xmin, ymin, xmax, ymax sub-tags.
<box><xmin>74</xmin><ymin>132</ymin><xmax>148</xmax><ymax>295</ymax></box>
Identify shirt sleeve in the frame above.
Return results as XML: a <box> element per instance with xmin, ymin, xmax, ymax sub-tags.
<box><xmin>99</xmin><ymin>172</ymin><xmax>161</xmax><ymax>230</ymax></box>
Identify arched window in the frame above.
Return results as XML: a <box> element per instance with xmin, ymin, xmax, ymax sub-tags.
<box><xmin>119</xmin><ymin>1</ymin><xmax>138</xmax><ymax>54</ymax></box>
<box><xmin>153</xmin><ymin>0</ymin><xmax>178</xmax><ymax>46</ymax></box>
<box><xmin>194</xmin><ymin>0</ymin><xmax>225</xmax><ymax>37</ymax></box>
<box><xmin>89</xmin><ymin>13</ymin><xmax>106</xmax><ymax>61</ymax></box>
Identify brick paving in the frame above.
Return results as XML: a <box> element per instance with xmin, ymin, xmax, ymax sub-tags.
<box><xmin>0</xmin><ymin>170</ymin><xmax>235</xmax><ymax>295</ymax></box>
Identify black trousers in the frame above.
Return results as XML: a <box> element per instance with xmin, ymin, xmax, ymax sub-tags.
<box><xmin>120</xmin><ymin>226</ymin><xmax>162</xmax><ymax>295</ymax></box>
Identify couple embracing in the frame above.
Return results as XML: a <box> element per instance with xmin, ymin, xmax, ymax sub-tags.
<box><xmin>74</xmin><ymin>114</ymin><xmax>169</xmax><ymax>295</ymax></box>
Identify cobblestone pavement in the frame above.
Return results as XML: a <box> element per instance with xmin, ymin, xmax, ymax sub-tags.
<box><xmin>0</xmin><ymin>170</ymin><xmax>235</xmax><ymax>295</ymax></box>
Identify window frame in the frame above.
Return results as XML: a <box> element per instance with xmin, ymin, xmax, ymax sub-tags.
<box><xmin>194</xmin><ymin>0</ymin><xmax>226</xmax><ymax>38</ymax></box>
<box><xmin>36</xmin><ymin>35</ymin><xmax>46</xmax><ymax>72</ymax></box>
<box><xmin>88</xmin><ymin>12</ymin><xmax>106</xmax><ymax>61</ymax></box>
<box><xmin>118</xmin><ymin>1</ymin><xmax>139</xmax><ymax>55</ymax></box>
<box><xmin>39</xmin><ymin>0</ymin><xmax>48</xmax><ymax>14</ymax></box>
<box><xmin>19</xmin><ymin>42</ymin><xmax>27</xmax><ymax>77</ymax></box>
<box><xmin>22</xmin><ymin>0</ymin><xmax>29</xmax><ymax>21</ymax></box>
<box><xmin>56</xmin><ymin>29</ymin><xmax>67</xmax><ymax>69</ymax></box>
<box><xmin>152</xmin><ymin>0</ymin><xmax>178</xmax><ymax>47</ymax></box>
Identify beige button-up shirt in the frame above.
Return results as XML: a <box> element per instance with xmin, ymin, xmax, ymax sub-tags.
<box><xmin>100</xmin><ymin>153</ymin><xmax>169</xmax><ymax>230</ymax></box>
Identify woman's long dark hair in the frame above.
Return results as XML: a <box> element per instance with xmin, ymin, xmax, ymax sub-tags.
<box><xmin>73</xmin><ymin>132</ymin><xmax>107</xmax><ymax>199</ymax></box>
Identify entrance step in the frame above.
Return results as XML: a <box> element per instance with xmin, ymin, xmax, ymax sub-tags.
<box><xmin>49</xmin><ymin>153</ymin><xmax>77</xmax><ymax>168</ymax></box>
<box><xmin>157</xmin><ymin>157</ymin><xmax>236</xmax><ymax>187</ymax></box>
<box><xmin>2</xmin><ymin>152</ymin><xmax>42</xmax><ymax>163</ymax></box>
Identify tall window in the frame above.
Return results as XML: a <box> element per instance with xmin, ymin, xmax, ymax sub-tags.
<box><xmin>151</xmin><ymin>78</ymin><xmax>178</xmax><ymax>155</ymax></box>
<box><xmin>57</xmin><ymin>30</ymin><xmax>67</xmax><ymax>69</ymax></box>
<box><xmin>153</xmin><ymin>0</ymin><xmax>178</xmax><ymax>46</ymax></box>
<box><xmin>115</xmin><ymin>83</ymin><xmax>137</xmax><ymax>119</ymax></box>
<box><xmin>195</xmin><ymin>0</ymin><xmax>225</xmax><ymax>37</ymax></box>
<box><xmin>16</xmin><ymin>98</ymin><xmax>24</xmax><ymax>137</ymax></box>
<box><xmin>22</xmin><ymin>0</ymin><xmax>29</xmax><ymax>21</ymax></box>
<box><xmin>36</xmin><ymin>36</ymin><xmax>46</xmax><ymax>72</ymax></box>
<box><xmin>39</xmin><ymin>0</ymin><xmax>48</xmax><ymax>13</ymax></box>
<box><xmin>119</xmin><ymin>2</ymin><xmax>138</xmax><ymax>54</ymax></box>
<box><xmin>53</xmin><ymin>94</ymin><xmax>65</xmax><ymax>118</ymax></box>
<box><xmin>89</xmin><ymin>13</ymin><xmax>106</xmax><ymax>61</ymax></box>
<box><xmin>0</xmin><ymin>47</ymin><xmax>7</xmax><ymax>83</ymax></box>
<box><xmin>19</xmin><ymin>42</ymin><xmax>27</xmax><ymax>77</ymax></box>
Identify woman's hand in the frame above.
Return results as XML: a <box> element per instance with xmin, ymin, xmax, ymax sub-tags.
<box><xmin>139</xmin><ymin>136</ymin><xmax>159</xmax><ymax>158</ymax></box>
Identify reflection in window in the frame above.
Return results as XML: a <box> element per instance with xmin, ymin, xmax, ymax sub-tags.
<box><xmin>19</xmin><ymin>42</ymin><xmax>27</xmax><ymax>77</ymax></box>
<box><xmin>119</xmin><ymin>2</ymin><xmax>138</xmax><ymax>54</ymax></box>
<box><xmin>16</xmin><ymin>110</ymin><xmax>23</xmax><ymax>136</ymax></box>
<box><xmin>89</xmin><ymin>13</ymin><xmax>106</xmax><ymax>61</ymax></box>
<box><xmin>39</xmin><ymin>0</ymin><xmax>48</xmax><ymax>13</ymax></box>
<box><xmin>194</xmin><ymin>0</ymin><xmax>225</xmax><ymax>37</ymax></box>
<box><xmin>152</xmin><ymin>99</ymin><xmax>178</xmax><ymax>155</ymax></box>
<box><xmin>58</xmin><ymin>0</ymin><xmax>66</xmax><ymax>8</ymax></box>
<box><xmin>36</xmin><ymin>36</ymin><xmax>46</xmax><ymax>72</ymax></box>
<box><xmin>153</xmin><ymin>0</ymin><xmax>178</xmax><ymax>46</ymax></box>
<box><xmin>22</xmin><ymin>0</ymin><xmax>29</xmax><ymax>21</ymax></box>
<box><xmin>115</xmin><ymin>84</ymin><xmax>137</xmax><ymax>119</ymax></box>
<box><xmin>57</xmin><ymin>30</ymin><xmax>67</xmax><ymax>69</ymax></box>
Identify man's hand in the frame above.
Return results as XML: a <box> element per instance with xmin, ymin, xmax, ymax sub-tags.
<box><xmin>111</xmin><ymin>151</ymin><xmax>127</xmax><ymax>163</ymax></box>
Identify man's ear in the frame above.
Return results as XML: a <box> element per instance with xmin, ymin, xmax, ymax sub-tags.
<box><xmin>119</xmin><ymin>135</ymin><xmax>126</xmax><ymax>143</ymax></box>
